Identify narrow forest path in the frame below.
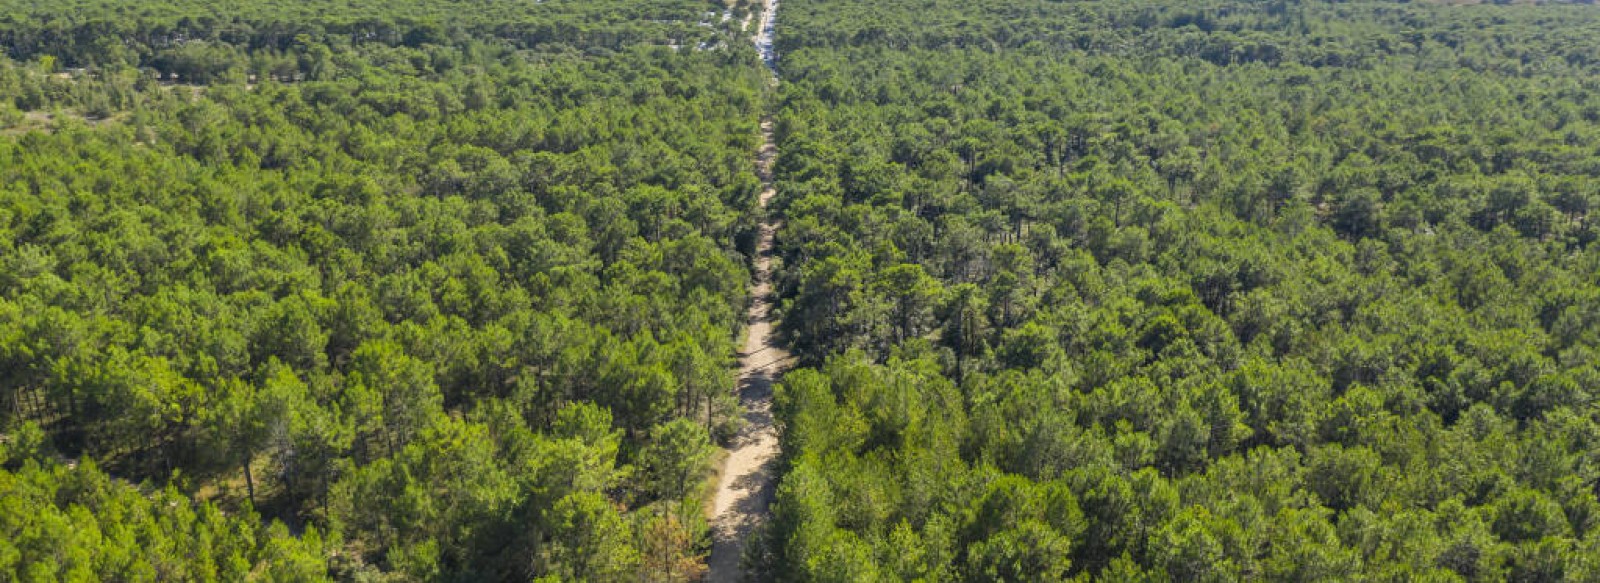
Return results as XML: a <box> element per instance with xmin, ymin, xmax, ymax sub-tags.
<box><xmin>705</xmin><ymin>0</ymin><xmax>784</xmax><ymax>580</ymax></box>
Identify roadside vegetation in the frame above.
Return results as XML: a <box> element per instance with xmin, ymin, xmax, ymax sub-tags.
<box><xmin>759</xmin><ymin>0</ymin><xmax>1600</xmax><ymax>580</ymax></box>
<box><xmin>0</xmin><ymin>0</ymin><xmax>769</xmax><ymax>579</ymax></box>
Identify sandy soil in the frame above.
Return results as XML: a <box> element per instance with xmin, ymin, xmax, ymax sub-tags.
<box><xmin>705</xmin><ymin>0</ymin><xmax>784</xmax><ymax>578</ymax></box>
<box><xmin>704</xmin><ymin>121</ymin><xmax>787</xmax><ymax>583</ymax></box>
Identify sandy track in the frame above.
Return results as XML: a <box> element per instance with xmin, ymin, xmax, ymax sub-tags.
<box><xmin>704</xmin><ymin>2</ymin><xmax>785</xmax><ymax>571</ymax></box>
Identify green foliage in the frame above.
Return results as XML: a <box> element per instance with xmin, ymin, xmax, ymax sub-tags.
<box><xmin>9</xmin><ymin>0</ymin><xmax>1600</xmax><ymax>577</ymax></box>
<box><xmin>638</xmin><ymin>418</ymin><xmax>715</xmax><ymax>502</ymax></box>
<box><xmin>761</xmin><ymin>0</ymin><xmax>1600</xmax><ymax>579</ymax></box>
<box><xmin>0</xmin><ymin>457</ymin><xmax>330</xmax><ymax>581</ymax></box>
<box><xmin>0</xmin><ymin>0</ymin><xmax>764</xmax><ymax>578</ymax></box>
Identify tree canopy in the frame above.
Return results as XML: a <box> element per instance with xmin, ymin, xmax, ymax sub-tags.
<box><xmin>7</xmin><ymin>0</ymin><xmax>1600</xmax><ymax>579</ymax></box>
<box><xmin>0</xmin><ymin>0</ymin><xmax>770</xmax><ymax>579</ymax></box>
<box><xmin>758</xmin><ymin>0</ymin><xmax>1600</xmax><ymax>580</ymax></box>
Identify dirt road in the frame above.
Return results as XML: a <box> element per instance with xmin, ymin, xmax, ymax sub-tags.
<box><xmin>705</xmin><ymin>117</ymin><xmax>786</xmax><ymax>582</ymax></box>
<box><xmin>705</xmin><ymin>1</ymin><xmax>784</xmax><ymax>576</ymax></box>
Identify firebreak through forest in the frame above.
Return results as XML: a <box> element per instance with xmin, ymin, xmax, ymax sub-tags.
<box><xmin>3</xmin><ymin>0</ymin><xmax>1600</xmax><ymax>581</ymax></box>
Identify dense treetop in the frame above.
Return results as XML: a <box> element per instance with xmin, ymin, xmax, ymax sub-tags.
<box><xmin>7</xmin><ymin>0</ymin><xmax>1600</xmax><ymax>580</ymax></box>
<box><xmin>759</xmin><ymin>0</ymin><xmax>1600</xmax><ymax>580</ymax></box>
<box><xmin>1</xmin><ymin>0</ymin><xmax>715</xmax><ymax>24</ymax></box>
<box><xmin>1</xmin><ymin>0</ymin><xmax>769</xmax><ymax>579</ymax></box>
<box><xmin>0</xmin><ymin>0</ymin><xmax>751</xmax><ymax>76</ymax></box>
<box><xmin>780</xmin><ymin>0</ymin><xmax>1600</xmax><ymax>73</ymax></box>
